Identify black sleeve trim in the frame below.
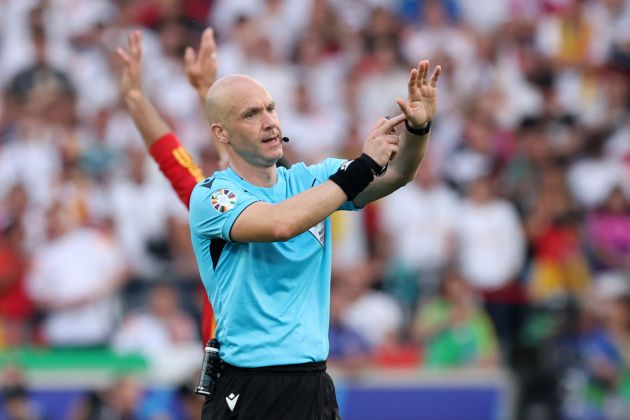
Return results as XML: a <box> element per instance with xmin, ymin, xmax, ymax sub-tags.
<box><xmin>226</xmin><ymin>200</ymin><xmax>260</xmax><ymax>243</ymax></box>
<box><xmin>209</xmin><ymin>239</ymin><xmax>227</xmax><ymax>270</ymax></box>
<box><xmin>200</xmin><ymin>178</ymin><xmax>215</xmax><ymax>189</ymax></box>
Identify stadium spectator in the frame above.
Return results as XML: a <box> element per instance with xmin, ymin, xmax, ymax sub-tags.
<box><xmin>586</xmin><ymin>185</ymin><xmax>630</xmax><ymax>272</ymax></box>
<box><xmin>112</xmin><ymin>282</ymin><xmax>199</xmax><ymax>355</ymax></box>
<box><xmin>0</xmin><ymin>218</ymin><xmax>32</xmax><ymax>347</ymax></box>
<box><xmin>26</xmin><ymin>202</ymin><xmax>128</xmax><ymax>347</ymax></box>
<box><xmin>566</xmin><ymin>272</ymin><xmax>630</xmax><ymax>419</ymax></box>
<box><xmin>107</xmin><ymin>147</ymin><xmax>186</xmax><ymax>281</ymax></box>
<box><xmin>567</xmin><ymin>130</ymin><xmax>625</xmax><ymax>210</ymax></box>
<box><xmin>412</xmin><ymin>269</ymin><xmax>499</xmax><ymax>368</ymax></box>
<box><xmin>280</xmin><ymin>83</ymin><xmax>345</xmax><ymax>164</ymax></box>
<box><xmin>379</xmin><ymin>157</ymin><xmax>460</xmax><ymax>308</ymax></box>
<box><xmin>525</xmin><ymin>162</ymin><xmax>592</xmax><ymax>303</ymax></box>
<box><xmin>337</xmin><ymin>263</ymin><xmax>404</xmax><ymax>350</ymax></box>
<box><xmin>0</xmin><ymin>183</ymin><xmax>35</xmax><ymax>348</ymax></box>
<box><xmin>0</xmin><ymin>364</ymin><xmax>41</xmax><ymax>420</ymax></box>
<box><xmin>455</xmin><ymin>172</ymin><xmax>526</xmax><ymax>350</ymax></box>
<box><xmin>328</xmin><ymin>280</ymin><xmax>372</xmax><ymax>374</ymax></box>
<box><xmin>501</xmin><ymin>116</ymin><xmax>553</xmax><ymax>215</ymax></box>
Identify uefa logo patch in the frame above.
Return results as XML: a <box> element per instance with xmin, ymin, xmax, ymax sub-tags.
<box><xmin>211</xmin><ymin>189</ymin><xmax>237</xmax><ymax>213</ymax></box>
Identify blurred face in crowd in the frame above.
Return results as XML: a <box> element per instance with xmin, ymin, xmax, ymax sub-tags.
<box><xmin>424</xmin><ymin>0</ymin><xmax>447</xmax><ymax>27</ymax></box>
<box><xmin>468</xmin><ymin>175</ymin><xmax>495</xmax><ymax>204</ymax></box>
<box><xmin>150</xmin><ymin>284</ymin><xmax>179</xmax><ymax>318</ymax></box>
<box><xmin>252</xmin><ymin>37</ymin><xmax>277</xmax><ymax>64</ymax></box>
<box><xmin>603</xmin><ymin>187</ymin><xmax>629</xmax><ymax>214</ymax></box>
<box><xmin>372</xmin><ymin>38</ymin><xmax>400</xmax><ymax>71</ymax></box>
<box><xmin>465</xmin><ymin>118</ymin><xmax>493</xmax><ymax>154</ymax></box>
<box><xmin>5</xmin><ymin>184</ymin><xmax>28</xmax><ymax>216</ymax></box>
<box><xmin>294</xmin><ymin>31</ymin><xmax>323</xmax><ymax>66</ymax></box>
<box><xmin>521</xmin><ymin>127</ymin><xmax>550</xmax><ymax>164</ymax></box>
<box><xmin>604</xmin><ymin>296</ymin><xmax>630</xmax><ymax>332</ymax></box>
<box><xmin>367</xmin><ymin>7</ymin><xmax>396</xmax><ymax>38</ymax></box>
<box><xmin>159</xmin><ymin>20</ymin><xmax>187</xmax><ymax>58</ymax></box>
<box><xmin>109</xmin><ymin>377</ymin><xmax>142</xmax><ymax>415</ymax></box>
<box><xmin>45</xmin><ymin>203</ymin><xmax>75</xmax><ymax>239</ymax></box>
<box><xmin>233</xmin><ymin>16</ymin><xmax>260</xmax><ymax>55</ymax></box>
<box><xmin>442</xmin><ymin>272</ymin><xmax>471</xmax><ymax>304</ymax></box>
<box><xmin>208</xmin><ymin>75</ymin><xmax>283</xmax><ymax>168</ymax></box>
<box><xmin>294</xmin><ymin>85</ymin><xmax>313</xmax><ymax>114</ymax></box>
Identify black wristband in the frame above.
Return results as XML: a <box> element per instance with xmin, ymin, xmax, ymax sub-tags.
<box><xmin>329</xmin><ymin>153</ymin><xmax>383</xmax><ymax>200</ymax></box>
<box><xmin>359</xmin><ymin>153</ymin><xmax>386</xmax><ymax>176</ymax></box>
<box><xmin>405</xmin><ymin>120</ymin><xmax>431</xmax><ymax>136</ymax></box>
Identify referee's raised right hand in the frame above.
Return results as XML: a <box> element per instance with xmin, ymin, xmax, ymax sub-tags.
<box><xmin>362</xmin><ymin>113</ymin><xmax>406</xmax><ymax>168</ymax></box>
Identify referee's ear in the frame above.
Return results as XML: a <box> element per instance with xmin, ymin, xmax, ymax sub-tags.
<box><xmin>211</xmin><ymin>123</ymin><xmax>229</xmax><ymax>144</ymax></box>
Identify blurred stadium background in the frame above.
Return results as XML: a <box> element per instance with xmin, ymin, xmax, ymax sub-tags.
<box><xmin>1</xmin><ymin>0</ymin><xmax>630</xmax><ymax>419</ymax></box>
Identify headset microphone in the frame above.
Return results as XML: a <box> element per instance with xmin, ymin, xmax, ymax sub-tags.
<box><xmin>282</xmin><ymin>137</ymin><xmax>290</xmax><ymax>143</ymax></box>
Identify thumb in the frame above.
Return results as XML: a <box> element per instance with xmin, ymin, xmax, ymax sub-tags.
<box><xmin>396</xmin><ymin>98</ymin><xmax>411</xmax><ymax>116</ymax></box>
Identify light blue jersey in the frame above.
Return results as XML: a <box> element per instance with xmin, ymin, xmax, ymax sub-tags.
<box><xmin>189</xmin><ymin>159</ymin><xmax>358</xmax><ymax>367</ymax></box>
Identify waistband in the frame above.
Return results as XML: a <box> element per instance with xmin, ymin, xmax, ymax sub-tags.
<box><xmin>222</xmin><ymin>361</ymin><xmax>327</xmax><ymax>376</ymax></box>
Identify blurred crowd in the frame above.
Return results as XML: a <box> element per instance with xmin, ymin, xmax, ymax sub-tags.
<box><xmin>1</xmin><ymin>0</ymin><xmax>630</xmax><ymax>418</ymax></box>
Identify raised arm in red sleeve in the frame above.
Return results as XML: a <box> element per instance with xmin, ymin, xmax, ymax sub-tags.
<box><xmin>148</xmin><ymin>132</ymin><xmax>215</xmax><ymax>342</ymax></box>
<box><xmin>149</xmin><ymin>132</ymin><xmax>204</xmax><ymax>206</ymax></box>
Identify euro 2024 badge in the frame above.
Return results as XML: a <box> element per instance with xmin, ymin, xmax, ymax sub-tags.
<box><xmin>211</xmin><ymin>189</ymin><xmax>237</xmax><ymax>213</ymax></box>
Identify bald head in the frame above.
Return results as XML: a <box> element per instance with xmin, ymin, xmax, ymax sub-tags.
<box><xmin>205</xmin><ymin>74</ymin><xmax>267</xmax><ymax>125</ymax></box>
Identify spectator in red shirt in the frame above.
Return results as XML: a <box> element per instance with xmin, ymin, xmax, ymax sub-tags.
<box><xmin>0</xmin><ymin>219</ymin><xmax>33</xmax><ymax>347</ymax></box>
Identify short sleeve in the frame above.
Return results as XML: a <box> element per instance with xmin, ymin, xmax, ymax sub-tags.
<box><xmin>189</xmin><ymin>179</ymin><xmax>260</xmax><ymax>242</ymax></box>
<box><xmin>304</xmin><ymin>158</ymin><xmax>360</xmax><ymax>211</ymax></box>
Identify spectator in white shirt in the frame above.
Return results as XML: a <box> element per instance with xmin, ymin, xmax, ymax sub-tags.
<box><xmin>379</xmin><ymin>158</ymin><xmax>460</xmax><ymax>306</ymax></box>
<box><xmin>107</xmin><ymin>148</ymin><xmax>185</xmax><ymax>281</ymax></box>
<box><xmin>112</xmin><ymin>282</ymin><xmax>198</xmax><ymax>356</ymax></box>
<box><xmin>26</xmin><ymin>201</ymin><xmax>128</xmax><ymax>346</ymax></box>
<box><xmin>567</xmin><ymin>131</ymin><xmax>625</xmax><ymax>210</ymax></box>
<box><xmin>456</xmin><ymin>172</ymin><xmax>527</xmax><ymax>348</ymax></box>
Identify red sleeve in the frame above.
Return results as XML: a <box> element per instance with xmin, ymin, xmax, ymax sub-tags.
<box><xmin>201</xmin><ymin>300</ymin><xmax>215</xmax><ymax>343</ymax></box>
<box><xmin>149</xmin><ymin>133</ymin><xmax>204</xmax><ymax>208</ymax></box>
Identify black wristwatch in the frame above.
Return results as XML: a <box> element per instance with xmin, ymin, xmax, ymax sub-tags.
<box><xmin>405</xmin><ymin>120</ymin><xmax>432</xmax><ymax>136</ymax></box>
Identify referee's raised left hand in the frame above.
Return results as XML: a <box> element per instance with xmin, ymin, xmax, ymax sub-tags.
<box><xmin>396</xmin><ymin>60</ymin><xmax>441</xmax><ymax>130</ymax></box>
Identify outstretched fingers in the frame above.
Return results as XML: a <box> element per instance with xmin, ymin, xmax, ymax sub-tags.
<box><xmin>116</xmin><ymin>47</ymin><xmax>131</xmax><ymax>64</ymax></box>
<box><xmin>407</xmin><ymin>68</ymin><xmax>418</xmax><ymax>96</ymax></box>
<box><xmin>128</xmin><ymin>30</ymin><xmax>142</xmax><ymax>62</ymax></box>
<box><xmin>184</xmin><ymin>47</ymin><xmax>196</xmax><ymax>68</ymax></box>
<box><xmin>416</xmin><ymin>60</ymin><xmax>430</xmax><ymax>88</ymax></box>
<box><xmin>199</xmin><ymin>27</ymin><xmax>217</xmax><ymax>64</ymax></box>
<box><xmin>429</xmin><ymin>65</ymin><xmax>442</xmax><ymax>88</ymax></box>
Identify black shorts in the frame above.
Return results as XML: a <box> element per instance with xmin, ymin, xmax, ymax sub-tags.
<box><xmin>201</xmin><ymin>361</ymin><xmax>341</xmax><ymax>420</ymax></box>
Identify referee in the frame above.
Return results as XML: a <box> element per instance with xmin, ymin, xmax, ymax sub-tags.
<box><xmin>188</xmin><ymin>61</ymin><xmax>440</xmax><ymax>420</ymax></box>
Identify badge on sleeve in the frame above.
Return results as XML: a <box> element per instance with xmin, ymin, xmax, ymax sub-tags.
<box><xmin>210</xmin><ymin>189</ymin><xmax>237</xmax><ymax>213</ymax></box>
